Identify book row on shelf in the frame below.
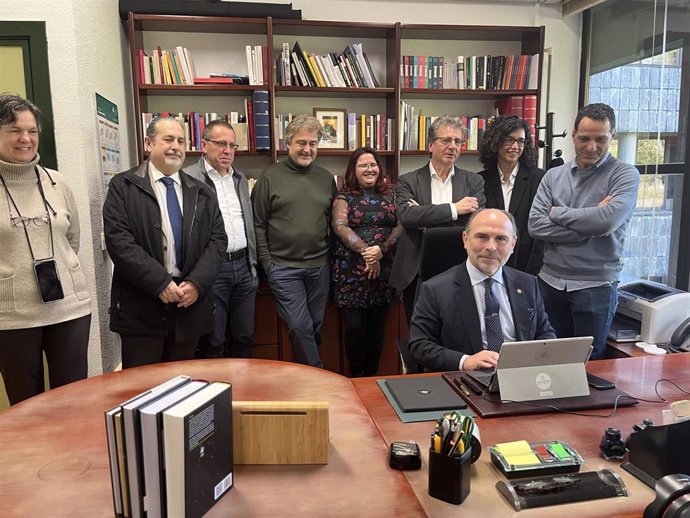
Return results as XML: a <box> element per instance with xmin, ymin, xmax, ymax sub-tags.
<box><xmin>105</xmin><ymin>376</ymin><xmax>233</xmax><ymax>518</ymax></box>
<box><xmin>142</xmin><ymin>95</ymin><xmax>534</xmax><ymax>155</ymax></box>
<box><xmin>138</xmin><ymin>45</ymin><xmax>262</xmax><ymax>86</ymax></box>
<box><xmin>400</xmin><ymin>54</ymin><xmax>539</xmax><ymax>91</ymax></box>
<box><xmin>139</xmin><ymin>41</ymin><xmax>381</xmax><ymax>89</ymax></box>
<box><xmin>276</xmin><ymin>41</ymin><xmax>380</xmax><ymax>88</ymax></box>
<box><xmin>245</xmin><ymin>44</ymin><xmax>269</xmax><ymax>86</ymax></box>
<box><xmin>141</xmin><ymin>91</ymin><xmax>270</xmax><ymax>152</ymax></box>
<box><xmin>275</xmin><ymin>113</ymin><xmax>394</xmax><ymax>152</ymax></box>
<box><xmin>139</xmin><ymin>46</ymin><xmax>196</xmax><ymax>86</ymax></box>
<box><xmin>399</xmin><ymin>95</ymin><xmax>537</xmax><ymax>151</ymax></box>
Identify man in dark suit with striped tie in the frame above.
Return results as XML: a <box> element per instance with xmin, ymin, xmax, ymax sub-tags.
<box><xmin>409</xmin><ymin>208</ymin><xmax>555</xmax><ymax>372</ymax></box>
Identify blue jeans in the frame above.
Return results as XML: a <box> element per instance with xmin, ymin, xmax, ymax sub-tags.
<box><xmin>198</xmin><ymin>258</ymin><xmax>257</xmax><ymax>358</ymax></box>
<box><xmin>268</xmin><ymin>264</ymin><xmax>330</xmax><ymax>368</ymax></box>
<box><xmin>538</xmin><ymin>278</ymin><xmax>618</xmax><ymax>360</ymax></box>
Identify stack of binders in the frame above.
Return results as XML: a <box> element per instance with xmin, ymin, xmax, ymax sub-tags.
<box><xmin>105</xmin><ymin>375</ymin><xmax>233</xmax><ymax>518</ymax></box>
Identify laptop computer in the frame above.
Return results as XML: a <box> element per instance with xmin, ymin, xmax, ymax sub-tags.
<box><xmin>384</xmin><ymin>376</ymin><xmax>467</xmax><ymax>412</ymax></box>
<box><xmin>465</xmin><ymin>337</ymin><xmax>594</xmax><ymax>402</ymax></box>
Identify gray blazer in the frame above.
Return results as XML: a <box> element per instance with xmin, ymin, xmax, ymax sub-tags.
<box><xmin>185</xmin><ymin>156</ymin><xmax>257</xmax><ymax>277</ymax></box>
<box><xmin>389</xmin><ymin>163</ymin><xmax>485</xmax><ymax>291</ymax></box>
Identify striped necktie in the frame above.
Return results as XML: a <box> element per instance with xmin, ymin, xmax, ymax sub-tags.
<box><xmin>484</xmin><ymin>277</ymin><xmax>504</xmax><ymax>352</ymax></box>
<box><xmin>160</xmin><ymin>176</ymin><xmax>183</xmax><ymax>269</ymax></box>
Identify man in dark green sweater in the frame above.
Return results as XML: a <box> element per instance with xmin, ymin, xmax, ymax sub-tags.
<box><xmin>252</xmin><ymin>115</ymin><xmax>336</xmax><ymax>367</ymax></box>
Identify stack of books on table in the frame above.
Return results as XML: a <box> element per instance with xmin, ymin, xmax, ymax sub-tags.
<box><xmin>105</xmin><ymin>375</ymin><xmax>233</xmax><ymax>518</ymax></box>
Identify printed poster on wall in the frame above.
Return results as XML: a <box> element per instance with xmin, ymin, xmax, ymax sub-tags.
<box><xmin>96</xmin><ymin>93</ymin><xmax>121</xmax><ymax>190</ymax></box>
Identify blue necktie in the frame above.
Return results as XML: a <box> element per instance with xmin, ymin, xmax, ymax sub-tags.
<box><xmin>484</xmin><ymin>278</ymin><xmax>504</xmax><ymax>353</ymax></box>
<box><xmin>160</xmin><ymin>176</ymin><xmax>183</xmax><ymax>269</ymax></box>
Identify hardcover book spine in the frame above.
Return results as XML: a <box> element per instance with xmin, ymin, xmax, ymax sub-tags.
<box><xmin>523</xmin><ymin>95</ymin><xmax>537</xmax><ymax>143</ymax></box>
<box><xmin>252</xmin><ymin>90</ymin><xmax>271</xmax><ymax>151</ymax></box>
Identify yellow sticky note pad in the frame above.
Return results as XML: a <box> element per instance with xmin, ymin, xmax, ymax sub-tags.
<box><xmin>494</xmin><ymin>440</ymin><xmax>540</xmax><ymax>466</ymax></box>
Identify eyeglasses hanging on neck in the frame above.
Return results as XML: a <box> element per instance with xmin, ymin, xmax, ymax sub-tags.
<box><xmin>0</xmin><ymin>167</ymin><xmax>64</xmax><ymax>303</ymax></box>
<box><xmin>10</xmin><ymin>214</ymin><xmax>50</xmax><ymax>227</ymax></box>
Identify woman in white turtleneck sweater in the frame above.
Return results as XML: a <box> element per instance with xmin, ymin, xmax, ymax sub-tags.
<box><xmin>0</xmin><ymin>94</ymin><xmax>91</xmax><ymax>405</ymax></box>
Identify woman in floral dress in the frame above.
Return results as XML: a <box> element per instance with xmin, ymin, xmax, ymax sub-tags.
<box><xmin>332</xmin><ymin>147</ymin><xmax>403</xmax><ymax>377</ymax></box>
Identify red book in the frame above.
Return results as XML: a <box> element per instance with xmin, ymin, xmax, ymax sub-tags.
<box><xmin>494</xmin><ymin>98</ymin><xmax>510</xmax><ymax>116</ymax></box>
<box><xmin>523</xmin><ymin>95</ymin><xmax>538</xmax><ymax>143</ymax></box>
<box><xmin>192</xmin><ymin>77</ymin><xmax>235</xmax><ymax>84</ymax></box>
<box><xmin>517</xmin><ymin>55</ymin><xmax>528</xmax><ymax>90</ymax></box>
<box><xmin>138</xmin><ymin>49</ymin><xmax>145</xmax><ymax>84</ymax></box>
<box><xmin>156</xmin><ymin>46</ymin><xmax>165</xmax><ymax>84</ymax></box>
<box><xmin>245</xmin><ymin>99</ymin><xmax>254</xmax><ymax>152</ymax></box>
<box><xmin>377</xmin><ymin>113</ymin><xmax>386</xmax><ymax>150</ymax></box>
<box><xmin>509</xmin><ymin>95</ymin><xmax>524</xmax><ymax>118</ymax></box>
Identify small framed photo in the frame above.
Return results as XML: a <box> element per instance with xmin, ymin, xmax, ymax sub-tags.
<box><xmin>313</xmin><ymin>108</ymin><xmax>347</xmax><ymax>150</ymax></box>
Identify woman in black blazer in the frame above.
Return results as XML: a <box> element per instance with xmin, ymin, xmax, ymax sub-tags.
<box><xmin>478</xmin><ymin>116</ymin><xmax>544</xmax><ymax>274</ymax></box>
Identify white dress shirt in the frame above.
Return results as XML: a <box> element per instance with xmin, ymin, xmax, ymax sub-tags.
<box><xmin>429</xmin><ymin>162</ymin><xmax>458</xmax><ymax>220</ymax></box>
<box><xmin>149</xmin><ymin>164</ymin><xmax>183</xmax><ymax>277</ymax></box>
<box><xmin>498</xmin><ymin>162</ymin><xmax>519</xmax><ymax>209</ymax></box>
<box><xmin>204</xmin><ymin>159</ymin><xmax>247</xmax><ymax>254</ymax></box>
<box><xmin>459</xmin><ymin>260</ymin><xmax>516</xmax><ymax>369</ymax></box>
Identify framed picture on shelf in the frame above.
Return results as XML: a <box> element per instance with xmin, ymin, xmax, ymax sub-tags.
<box><xmin>313</xmin><ymin>108</ymin><xmax>347</xmax><ymax>150</ymax></box>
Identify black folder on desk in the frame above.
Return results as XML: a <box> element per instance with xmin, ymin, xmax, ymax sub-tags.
<box><xmin>442</xmin><ymin>371</ymin><xmax>638</xmax><ymax>418</ymax></box>
<box><xmin>384</xmin><ymin>377</ymin><xmax>467</xmax><ymax>412</ymax></box>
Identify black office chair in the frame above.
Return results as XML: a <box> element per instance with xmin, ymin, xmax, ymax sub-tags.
<box><xmin>418</xmin><ymin>227</ymin><xmax>468</xmax><ymax>281</ymax></box>
<box><xmin>397</xmin><ymin>339</ymin><xmax>421</xmax><ymax>374</ymax></box>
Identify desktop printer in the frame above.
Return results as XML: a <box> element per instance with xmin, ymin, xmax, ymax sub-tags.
<box><xmin>610</xmin><ymin>281</ymin><xmax>690</xmax><ymax>344</ymax></box>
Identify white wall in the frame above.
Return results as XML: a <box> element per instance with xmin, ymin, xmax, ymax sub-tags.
<box><xmin>0</xmin><ymin>0</ymin><xmax>136</xmax><ymax>378</ymax></box>
<box><xmin>0</xmin><ymin>0</ymin><xmax>582</xmax><ymax>383</ymax></box>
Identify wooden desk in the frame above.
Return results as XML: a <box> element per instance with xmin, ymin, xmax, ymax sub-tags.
<box><xmin>607</xmin><ymin>340</ymin><xmax>651</xmax><ymax>358</ymax></box>
<box><xmin>3</xmin><ymin>356</ymin><xmax>688</xmax><ymax>518</ymax></box>
<box><xmin>0</xmin><ymin>359</ymin><xmax>423</xmax><ymax>518</ymax></box>
<box><xmin>353</xmin><ymin>354</ymin><xmax>690</xmax><ymax>518</ymax></box>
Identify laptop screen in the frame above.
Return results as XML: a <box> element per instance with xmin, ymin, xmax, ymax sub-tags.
<box><xmin>468</xmin><ymin>337</ymin><xmax>593</xmax><ymax>401</ymax></box>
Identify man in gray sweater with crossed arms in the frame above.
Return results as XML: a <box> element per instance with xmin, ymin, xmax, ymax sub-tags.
<box><xmin>528</xmin><ymin>103</ymin><xmax>640</xmax><ymax>360</ymax></box>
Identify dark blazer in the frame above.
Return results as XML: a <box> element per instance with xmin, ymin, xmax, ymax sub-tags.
<box><xmin>185</xmin><ymin>156</ymin><xmax>257</xmax><ymax>278</ymax></box>
<box><xmin>390</xmin><ymin>163</ymin><xmax>485</xmax><ymax>291</ymax></box>
<box><xmin>478</xmin><ymin>164</ymin><xmax>545</xmax><ymax>274</ymax></box>
<box><xmin>409</xmin><ymin>262</ymin><xmax>555</xmax><ymax>372</ymax></box>
<box><xmin>103</xmin><ymin>161</ymin><xmax>227</xmax><ymax>340</ymax></box>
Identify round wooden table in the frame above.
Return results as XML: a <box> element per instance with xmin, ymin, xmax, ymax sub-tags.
<box><xmin>0</xmin><ymin>359</ymin><xmax>423</xmax><ymax>518</ymax></box>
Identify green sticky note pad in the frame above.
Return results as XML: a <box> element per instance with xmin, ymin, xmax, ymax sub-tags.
<box><xmin>550</xmin><ymin>442</ymin><xmax>571</xmax><ymax>459</ymax></box>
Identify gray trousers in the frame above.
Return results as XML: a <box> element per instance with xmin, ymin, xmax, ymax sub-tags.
<box><xmin>268</xmin><ymin>265</ymin><xmax>330</xmax><ymax>368</ymax></box>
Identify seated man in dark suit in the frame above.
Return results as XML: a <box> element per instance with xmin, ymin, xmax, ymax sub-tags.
<box><xmin>409</xmin><ymin>208</ymin><xmax>555</xmax><ymax>372</ymax></box>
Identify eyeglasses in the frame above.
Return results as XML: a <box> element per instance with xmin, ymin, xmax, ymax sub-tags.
<box><xmin>355</xmin><ymin>163</ymin><xmax>379</xmax><ymax>170</ymax></box>
<box><xmin>501</xmin><ymin>136</ymin><xmax>527</xmax><ymax>147</ymax></box>
<box><xmin>205</xmin><ymin>139</ymin><xmax>240</xmax><ymax>150</ymax></box>
<box><xmin>434</xmin><ymin>137</ymin><xmax>465</xmax><ymax>147</ymax></box>
<box><xmin>11</xmin><ymin>215</ymin><xmax>49</xmax><ymax>227</ymax></box>
<box><xmin>293</xmin><ymin>140</ymin><xmax>319</xmax><ymax>149</ymax></box>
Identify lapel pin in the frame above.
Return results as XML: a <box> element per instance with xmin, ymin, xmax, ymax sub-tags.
<box><xmin>516</xmin><ymin>288</ymin><xmax>523</xmax><ymax>295</ymax></box>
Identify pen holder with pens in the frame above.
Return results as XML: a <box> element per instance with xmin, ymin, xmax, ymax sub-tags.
<box><xmin>429</xmin><ymin>447</ymin><xmax>472</xmax><ymax>504</ymax></box>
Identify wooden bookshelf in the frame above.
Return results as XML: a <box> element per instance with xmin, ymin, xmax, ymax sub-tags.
<box><xmin>125</xmin><ymin>13</ymin><xmax>545</xmax><ymax>376</ymax></box>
